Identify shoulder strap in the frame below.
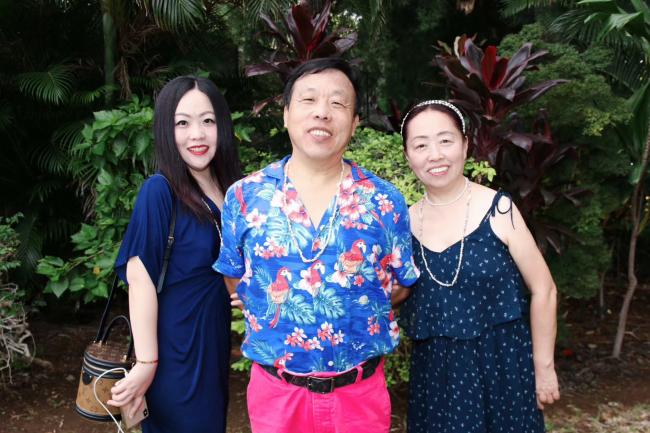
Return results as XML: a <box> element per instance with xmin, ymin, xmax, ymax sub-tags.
<box><xmin>157</xmin><ymin>198</ymin><xmax>176</xmax><ymax>294</ymax></box>
<box><xmin>153</xmin><ymin>174</ymin><xmax>177</xmax><ymax>294</ymax></box>
<box><xmin>482</xmin><ymin>190</ymin><xmax>515</xmax><ymax>228</ymax></box>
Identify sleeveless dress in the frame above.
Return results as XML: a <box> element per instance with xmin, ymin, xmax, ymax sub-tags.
<box><xmin>400</xmin><ymin>191</ymin><xmax>545</xmax><ymax>433</ymax></box>
<box><xmin>115</xmin><ymin>175</ymin><xmax>231</xmax><ymax>433</ymax></box>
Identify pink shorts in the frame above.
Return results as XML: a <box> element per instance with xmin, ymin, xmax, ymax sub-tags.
<box><xmin>247</xmin><ymin>359</ymin><xmax>391</xmax><ymax>433</ymax></box>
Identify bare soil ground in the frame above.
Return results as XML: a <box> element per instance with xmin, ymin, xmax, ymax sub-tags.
<box><xmin>1</xmin><ymin>285</ymin><xmax>649</xmax><ymax>433</ymax></box>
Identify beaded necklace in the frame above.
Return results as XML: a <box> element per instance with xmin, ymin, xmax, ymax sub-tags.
<box><xmin>200</xmin><ymin>197</ymin><xmax>222</xmax><ymax>243</ymax></box>
<box><xmin>424</xmin><ymin>177</ymin><xmax>469</xmax><ymax>206</ymax></box>
<box><xmin>418</xmin><ymin>183</ymin><xmax>471</xmax><ymax>287</ymax></box>
<box><xmin>282</xmin><ymin>159</ymin><xmax>345</xmax><ymax>264</ymax></box>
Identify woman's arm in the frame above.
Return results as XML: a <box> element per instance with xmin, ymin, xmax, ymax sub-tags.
<box><xmin>493</xmin><ymin>199</ymin><xmax>560</xmax><ymax>410</ymax></box>
<box><xmin>108</xmin><ymin>256</ymin><xmax>158</xmax><ymax>417</ymax></box>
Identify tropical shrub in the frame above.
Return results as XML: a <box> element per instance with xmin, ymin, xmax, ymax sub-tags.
<box><xmin>0</xmin><ymin>213</ymin><xmax>34</xmax><ymax>383</ymax></box>
<box><xmin>37</xmin><ymin>97</ymin><xmax>155</xmax><ymax>303</ymax></box>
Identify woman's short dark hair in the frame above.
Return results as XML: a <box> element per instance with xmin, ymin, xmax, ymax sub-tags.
<box><xmin>401</xmin><ymin>103</ymin><xmax>466</xmax><ymax>150</ymax></box>
<box><xmin>154</xmin><ymin>75</ymin><xmax>242</xmax><ymax>220</ymax></box>
<box><xmin>283</xmin><ymin>58</ymin><xmax>360</xmax><ymax>114</ymax></box>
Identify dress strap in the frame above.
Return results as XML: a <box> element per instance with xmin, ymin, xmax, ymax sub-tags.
<box><xmin>482</xmin><ymin>190</ymin><xmax>515</xmax><ymax>228</ymax></box>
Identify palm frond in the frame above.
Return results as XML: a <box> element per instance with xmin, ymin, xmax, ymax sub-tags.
<box><xmin>606</xmin><ymin>46</ymin><xmax>649</xmax><ymax>92</ymax></box>
<box><xmin>552</xmin><ymin>8</ymin><xmax>646</xmax><ymax>51</ymax></box>
<box><xmin>29</xmin><ymin>179</ymin><xmax>65</xmax><ymax>203</ymax></box>
<box><xmin>40</xmin><ymin>216</ymin><xmax>79</xmax><ymax>244</ymax></box>
<box><xmin>16</xmin><ymin>64</ymin><xmax>75</xmax><ymax>105</ymax></box>
<box><xmin>552</xmin><ymin>1</ymin><xmax>650</xmax><ymax>95</ymax></box>
<box><xmin>69</xmin><ymin>84</ymin><xmax>119</xmax><ymax>105</ymax></box>
<box><xmin>30</xmin><ymin>142</ymin><xmax>69</xmax><ymax>177</ymax></box>
<box><xmin>244</xmin><ymin>0</ymin><xmax>293</xmax><ymax>23</ymax></box>
<box><xmin>0</xmin><ymin>104</ymin><xmax>15</xmax><ymax>133</ymax></box>
<box><xmin>368</xmin><ymin>0</ymin><xmax>389</xmax><ymax>35</ymax></box>
<box><xmin>14</xmin><ymin>212</ymin><xmax>43</xmax><ymax>277</ymax></box>
<box><xmin>52</xmin><ymin>121</ymin><xmax>86</xmax><ymax>153</ymax></box>
<box><xmin>501</xmin><ymin>0</ymin><xmax>573</xmax><ymax>17</ymax></box>
<box><xmin>149</xmin><ymin>0</ymin><xmax>206</xmax><ymax>32</ymax></box>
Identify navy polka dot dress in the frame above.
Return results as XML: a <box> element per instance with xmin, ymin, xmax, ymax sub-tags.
<box><xmin>400</xmin><ymin>192</ymin><xmax>545</xmax><ymax>433</ymax></box>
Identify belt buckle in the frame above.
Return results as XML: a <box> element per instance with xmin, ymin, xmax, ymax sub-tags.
<box><xmin>306</xmin><ymin>376</ymin><xmax>335</xmax><ymax>394</ymax></box>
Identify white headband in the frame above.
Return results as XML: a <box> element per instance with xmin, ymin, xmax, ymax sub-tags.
<box><xmin>399</xmin><ymin>100</ymin><xmax>466</xmax><ymax>137</ymax></box>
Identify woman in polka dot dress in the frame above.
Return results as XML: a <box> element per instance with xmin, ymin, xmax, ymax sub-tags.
<box><xmin>397</xmin><ymin>100</ymin><xmax>560</xmax><ymax>433</ymax></box>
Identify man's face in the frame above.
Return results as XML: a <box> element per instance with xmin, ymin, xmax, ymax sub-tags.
<box><xmin>284</xmin><ymin>69</ymin><xmax>359</xmax><ymax>164</ymax></box>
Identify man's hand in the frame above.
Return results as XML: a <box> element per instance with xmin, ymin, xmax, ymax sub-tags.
<box><xmin>391</xmin><ymin>283</ymin><xmax>411</xmax><ymax>307</ymax></box>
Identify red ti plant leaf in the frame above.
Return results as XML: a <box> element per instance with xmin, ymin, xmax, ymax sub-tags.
<box><xmin>481</xmin><ymin>46</ymin><xmax>498</xmax><ymax>89</ymax></box>
<box><xmin>244</xmin><ymin>0</ymin><xmax>357</xmax><ymax>113</ymax></box>
<box><xmin>288</xmin><ymin>2</ymin><xmax>313</xmax><ymax>57</ymax></box>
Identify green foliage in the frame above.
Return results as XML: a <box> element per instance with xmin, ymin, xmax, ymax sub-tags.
<box><xmin>0</xmin><ymin>213</ymin><xmax>34</xmax><ymax>384</ymax></box>
<box><xmin>465</xmin><ymin>157</ymin><xmax>497</xmax><ymax>184</ymax></box>
<box><xmin>17</xmin><ymin>64</ymin><xmax>75</xmax><ymax>105</ymax></box>
<box><xmin>142</xmin><ymin>0</ymin><xmax>207</xmax><ymax>32</ymax></box>
<box><xmin>0</xmin><ymin>214</ymin><xmax>22</xmax><ymax>280</ymax></box>
<box><xmin>345</xmin><ymin>128</ymin><xmax>420</xmax><ymax>204</ymax></box>
<box><xmin>37</xmin><ymin>97</ymin><xmax>155</xmax><ymax>303</ymax></box>
<box><xmin>384</xmin><ymin>336</ymin><xmax>411</xmax><ymax>387</ymax></box>
<box><xmin>499</xmin><ymin>24</ymin><xmax>630</xmax><ymax>138</ymax></box>
<box><xmin>545</xmin><ymin>197</ymin><xmax>612</xmax><ymax>298</ymax></box>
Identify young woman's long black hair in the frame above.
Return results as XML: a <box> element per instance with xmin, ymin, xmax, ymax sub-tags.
<box><xmin>153</xmin><ymin>75</ymin><xmax>242</xmax><ymax>221</ymax></box>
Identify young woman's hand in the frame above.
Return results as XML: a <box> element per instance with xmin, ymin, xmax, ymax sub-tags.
<box><xmin>230</xmin><ymin>291</ymin><xmax>244</xmax><ymax>309</ymax></box>
<box><xmin>534</xmin><ymin>364</ymin><xmax>560</xmax><ymax>410</ymax></box>
<box><xmin>108</xmin><ymin>362</ymin><xmax>157</xmax><ymax>417</ymax></box>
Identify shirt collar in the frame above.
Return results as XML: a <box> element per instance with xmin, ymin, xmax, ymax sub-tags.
<box><xmin>264</xmin><ymin>155</ymin><xmax>370</xmax><ymax>182</ymax></box>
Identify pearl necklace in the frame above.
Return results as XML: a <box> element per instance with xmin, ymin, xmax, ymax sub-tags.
<box><xmin>283</xmin><ymin>159</ymin><xmax>345</xmax><ymax>264</ymax></box>
<box><xmin>423</xmin><ymin>177</ymin><xmax>469</xmax><ymax>206</ymax></box>
<box><xmin>418</xmin><ymin>183</ymin><xmax>471</xmax><ymax>287</ymax></box>
<box><xmin>200</xmin><ymin>198</ymin><xmax>222</xmax><ymax>243</ymax></box>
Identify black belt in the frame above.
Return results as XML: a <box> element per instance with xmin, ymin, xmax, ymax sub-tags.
<box><xmin>259</xmin><ymin>356</ymin><xmax>381</xmax><ymax>394</ymax></box>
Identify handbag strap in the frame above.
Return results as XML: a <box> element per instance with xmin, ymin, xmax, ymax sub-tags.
<box><xmin>156</xmin><ymin>196</ymin><xmax>176</xmax><ymax>293</ymax></box>
<box><xmin>94</xmin><ymin>175</ymin><xmax>177</xmax><ymax>341</ymax></box>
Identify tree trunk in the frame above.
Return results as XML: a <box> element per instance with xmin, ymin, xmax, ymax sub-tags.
<box><xmin>102</xmin><ymin>2</ymin><xmax>117</xmax><ymax>105</ymax></box>
<box><xmin>613</xmin><ymin>121</ymin><xmax>650</xmax><ymax>358</ymax></box>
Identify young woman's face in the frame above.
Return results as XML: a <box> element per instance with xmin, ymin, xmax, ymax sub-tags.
<box><xmin>174</xmin><ymin>88</ymin><xmax>218</xmax><ymax>177</ymax></box>
<box><xmin>404</xmin><ymin>109</ymin><xmax>468</xmax><ymax>190</ymax></box>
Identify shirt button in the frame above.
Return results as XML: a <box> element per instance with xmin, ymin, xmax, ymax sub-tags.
<box><xmin>328</xmin><ymin>361</ymin><xmax>334</xmax><ymax>367</ymax></box>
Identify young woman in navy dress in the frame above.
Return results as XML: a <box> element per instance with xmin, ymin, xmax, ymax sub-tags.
<box><xmin>108</xmin><ymin>76</ymin><xmax>241</xmax><ymax>433</ymax></box>
<box><xmin>397</xmin><ymin>100</ymin><xmax>560</xmax><ymax>433</ymax></box>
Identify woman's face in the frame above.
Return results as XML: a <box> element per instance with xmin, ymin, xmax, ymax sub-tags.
<box><xmin>174</xmin><ymin>88</ymin><xmax>218</xmax><ymax>177</ymax></box>
<box><xmin>404</xmin><ymin>109</ymin><xmax>468</xmax><ymax>190</ymax></box>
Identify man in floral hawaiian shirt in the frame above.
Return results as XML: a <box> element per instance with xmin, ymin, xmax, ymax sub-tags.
<box><xmin>214</xmin><ymin>58</ymin><xmax>419</xmax><ymax>433</ymax></box>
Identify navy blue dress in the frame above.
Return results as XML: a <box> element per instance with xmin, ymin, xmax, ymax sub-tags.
<box><xmin>400</xmin><ymin>191</ymin><xmax>545</xmax><ymax>433</ymax></box>
<box><xmin>115</xmin><ymin>174</ymin><xmax>231</xmax><ymax>433</ymax></box>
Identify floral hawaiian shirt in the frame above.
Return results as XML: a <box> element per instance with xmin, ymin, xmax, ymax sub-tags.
<box><xmin>214</xmin><ymin>156</ymin><xmax>419</xmax><ymax>373</ymax></box>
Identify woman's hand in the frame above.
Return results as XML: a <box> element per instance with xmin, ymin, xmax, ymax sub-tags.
<box><xmin>534</xmin><ymin>364</ymin><xmax>560</xmax><ymax>410</ymax></box>
<box><xmin>230</xmin><ymin>291</ymin><xmax>243</xmax><ymax>309</ymax></box>
<box><xmin>108</xmin><ymin>362</ymin><xmax>157</xmax><ymax>417</ymax></box>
